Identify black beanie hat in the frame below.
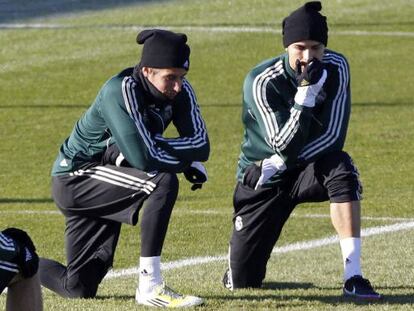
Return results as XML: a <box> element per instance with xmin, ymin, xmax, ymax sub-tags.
<box><xmin>282</xmin><ymin>1</ymin><xmax>328</xmax><ymax>48</ymax></box>
<box><xmin>137</xmin><ymin>29</ymin><xmax>190</xmax><ymax>70</ymax></box>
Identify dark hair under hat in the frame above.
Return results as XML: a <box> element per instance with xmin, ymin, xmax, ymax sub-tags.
<box><xmin>137</xmin><ymin>29</ymin><xmax>190</xmax><ymax>70</ymax></box>
<box><xmin>282</xmin><ymin>1</ymin><xmax>328</xmax><ymax>48</ymax></box>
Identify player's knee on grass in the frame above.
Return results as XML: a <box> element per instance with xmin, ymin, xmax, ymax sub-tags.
<box><xmin>229</xmin><ymin>242</ymin><xmax>267</xmax><ymax>289</ymax></box>
<box><xmin>228</xmin><ymin>265</ymin><xmax>265</xmax><ymax>289</ymax></box>
<box><xmin>65</xmin><ymin>258</ymin><xmax>108</xmax><ymax>298</ymax></box>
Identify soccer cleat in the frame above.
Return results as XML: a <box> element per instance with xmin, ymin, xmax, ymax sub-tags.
<box><xmin>343</xmin><ymin>275</ymin><xmax>382</xmax><ymax>300</ymax></box>
<box><xmin>136</xmin><ymin>283</ymin><xmax>204</xmax><ymax>308</ymax></box>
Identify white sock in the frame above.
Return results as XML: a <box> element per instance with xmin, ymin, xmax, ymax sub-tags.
<box><xmin>138</xmin><ymin>256</ymin><xmax>163</xmax><ymax>295</ymax></box>
<box><xmin>340</xmin><ymin>237</ymin><xmax>362</xmax><ymax>281</ymax></box>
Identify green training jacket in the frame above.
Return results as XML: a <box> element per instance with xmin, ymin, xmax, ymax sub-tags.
<box><xmin>237</xmin><ymin>50</ymin><xmax>351</xmax><ymax>184</ymax></box>
<box><xmin>52</xmin><ymin>67</ymin><xmax>210</xmax><ymax>175</ymax></box>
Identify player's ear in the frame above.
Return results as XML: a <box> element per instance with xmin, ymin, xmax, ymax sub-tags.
<box><xmin>141</xmin><ymin>66</ymin><xmax>150</xmax><ymax>77</ymax></box>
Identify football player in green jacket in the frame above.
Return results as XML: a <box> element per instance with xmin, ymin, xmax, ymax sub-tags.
<box><xmin>39</xmin><ymin>29</ymin><xmax>209</xmax><ymax>308</ymax></box>
<box><xmin>223</xmin><ymin>2</ymin><xmax>381</xmax><ymax>300</ymax></box>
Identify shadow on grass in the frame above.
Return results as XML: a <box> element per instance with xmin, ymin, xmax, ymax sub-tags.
<box><xmin>263</xmin><ymin>281</ymin><xmax>315</xmax><ymax>290</ymax></box>
<box><xmin>0</xmin><ymin>198</ymin><xmax>53</xmax><ymax>204</ymax></box>
<box><xmin>208</xmin><ymin>282</ymin><xmax>414</xmax><ymax>306</ymax></box>
<box><xmin>76</xmin><ymin>282</ymin><xmax>414</xmax><ymax>306</ymax></box>
<box><xmin>95</xmin><ymin>294</ymin><xmax>134</xmax><ymax>300</ymax></box>
<box><xmin>212</xmin><ymin>293</ymin><xmax>414</xmax><ymax>306</ymax></box>
<box><xmin>0</xmin><ymin>0</ymin><xmax>168</xmax><ymax>23</ymax></box>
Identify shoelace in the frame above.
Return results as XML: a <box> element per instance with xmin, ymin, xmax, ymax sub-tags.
<box><xmin>161</xmin><ymin>285</ymin><xmax>183</xmax><ymax>299</ymax></box>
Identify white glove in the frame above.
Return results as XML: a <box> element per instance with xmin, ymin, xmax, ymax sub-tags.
<box><xmin>294</xmin><ymin>69</ymin><xmax>327</xmax><ymax>107</ymax></box>
<box><xmin>294</xmin><ymin>58</ymin><xmax>328</xmax><ymax>108</ymax></box>
<box><xmin>255</xmin><ymin>154</ymin><xmax>287</xmax><ymax>190</ymax></box>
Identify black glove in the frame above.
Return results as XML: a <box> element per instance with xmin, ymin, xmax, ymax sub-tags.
<box><xmin>102</xmin><ymin>144</ymin><xmax>131</xmax><ymax>167</ymax></box>
<box><xmin>183</xmin><ymin>162</ymin><xmax>208</xmax><ymax>191</ymax></box>
<box><xmin>294</xmin><ymin>58</ymin><xmax>327</xmax><ymax>108</ymax></box>
<box><xmin>2</xmin><ymin>228</ymin><xmax>39</xmax><ymax>278</ymax></box>
<box><xmin>242</xmin><ymin>163</ymin><xmax>262</xmax><ymax>189</ymax></box>
<box><xmin>295</xmin><ymin>58</ymin><xmax>325</xmax><ymax>87</ymax></box>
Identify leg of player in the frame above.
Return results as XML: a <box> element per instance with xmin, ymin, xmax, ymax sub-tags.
<box><xmin>330</xmin><ymin>200</ymin><xmax>381</xmax><ymax>300</ymax></box>
<box><xmin>135</xmin><ymin>172</ymin><xmax>204</xmax><ymax>308</ymax></box>
<box><xmin>6</xmin><ymin>273</ymin><xmax>43</xmax><ymax>311</ymax></box>
<box><xmin>330</xmin><ymin>201</ymin><xmax>362</xmax><ymax>277</ymax></box>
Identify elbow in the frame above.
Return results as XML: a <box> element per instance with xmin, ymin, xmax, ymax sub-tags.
<box><xmin>194</xmin><ymin>142</ymin><xmax>210</xmax><ymax>162</ymax></box>
<box><xmin>200</xmin><ymin>147</ymin><xmax>210</xmax><ymax>162</ymax></box>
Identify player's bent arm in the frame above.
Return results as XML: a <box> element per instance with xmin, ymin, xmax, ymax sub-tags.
<box><xmin>153</xmin><ymin>80</ymin><xmax>210</xmax><ymax>162</ymax></box>
<box><xmin>244</xmin><ymin>68</ymin><xmax>313</xmax><ymax>166</ymax></box>
<box><xmin>100</xmin><ymin>77</ymin><xmax>190</xmax><ymax>173</ymax></box>
<box><xmin>154</xmin><ymin>135</ymin><xmax>210</xmax><ymax>162</ymax></box>
<box><xmin>298</xmin><ymin>51</ymin><xmax>351</xmax><ymax>163</ymax></box>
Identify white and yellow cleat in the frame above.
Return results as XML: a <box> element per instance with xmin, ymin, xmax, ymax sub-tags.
<box><xmin>136</xmin><ymin>283</ymin><xmax>204</xmax><ymax>308</ymax></box>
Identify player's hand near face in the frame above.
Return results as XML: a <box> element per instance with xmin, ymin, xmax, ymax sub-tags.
<box><xmin>294</xmin><ymin>58</ymin><xmax>327</xmax><ymax>108</ymax></box>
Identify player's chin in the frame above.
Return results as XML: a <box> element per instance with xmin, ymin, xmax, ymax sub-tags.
<box><xmin>165</xmin><ymin>91</ymin><xmax>178</xmax><ymax>99</ymax></box>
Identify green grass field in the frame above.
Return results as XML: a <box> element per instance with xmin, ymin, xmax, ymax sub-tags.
<box><xmin>1</xmin><ymin>0</ymin><xmax>413</xmax><ymax>310</ymax></box>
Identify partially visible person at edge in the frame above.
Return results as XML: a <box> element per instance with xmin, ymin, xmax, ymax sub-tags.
<box><xmin>223</xmin><ymin>1</ymin><xmax>381</xmax><ymax>300</ymax></box>
<box><xmin>39</xmin><ymin>29</ymin><xmax>209</xmax><ymax>308</ymax></box>
<box><xmin>1</xmin><ymin>228</ymin><xmax>43</xmax><ymax>311</ymax></box>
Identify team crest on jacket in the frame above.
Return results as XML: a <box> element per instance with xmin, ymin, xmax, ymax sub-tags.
<box><xmin>235</xmin><ymin>216</ymin><xmax>243</xmax><ymax>231</ymax></box>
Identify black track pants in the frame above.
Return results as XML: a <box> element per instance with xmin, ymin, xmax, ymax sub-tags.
<box><xmin>227</xmin><ymin>151</ymin><xmax>362</xmax><ymax>289</ymax></box>
<box><xmin>40</xmin><ymin>164</ymin><xmax>179</xmax><ymax>298</ymax></box>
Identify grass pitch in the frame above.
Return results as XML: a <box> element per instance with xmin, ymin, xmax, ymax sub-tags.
<box><xmin>1</xmin><ymin>0</ymin><xmax>413</xmax><ymax>310</ymax></box>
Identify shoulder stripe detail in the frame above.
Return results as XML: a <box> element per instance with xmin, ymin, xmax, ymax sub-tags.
<box><xmin>252</xmin><ymin>60</ymin><xmax>303</xmax><ymax>151</ymax></box>
<box><xmin>121</xmin><ymin>77</ymin><xmax>180</xmax><ymax>164</ymax></box>
<box><xmin>71</xmin><ymin>166</ymin><xmax>156</xmax><ymax>195</ymax></box>
<box><xmin>299</xmin><ymin>53</ymin><xmax>349</xmax><ymax>159</ymax></box>
<box><xmin>253</xmin><ymin>60</ymin><xmax>282</xmax><ymax>142</ymax></box>
<box><xmin>0</xmin><ymin>233</ymin><xmax>15</xmax><ymax>252</ymax></box>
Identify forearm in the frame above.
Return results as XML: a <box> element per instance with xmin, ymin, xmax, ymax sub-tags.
<box><xmin>118</xmin><ymin>134</ymin><xmax>191</xmax><ymax>173</ymax></box>
<box><xmin>101</xmin><ymin>89</ymin><xmax>191</xmax><ymax>172</ymax></box>
<box><xmin>298</xmin><ymin>51</ymin><xmax>351</xmax><ymax>162</ymax></box>
<box><xmin>155</xmin><ymin>135</ymin><xmax>210</xmax><ymax>162</ymax></box>
<box><xmin>298</xmin><ymin>96</ymin><xmax>350</xmax><ymax>162</ymax></box>
<box><xmin>269</xmin><ymin>104</ymin><xmax>313</xmax><ymax>166</ymax></box>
